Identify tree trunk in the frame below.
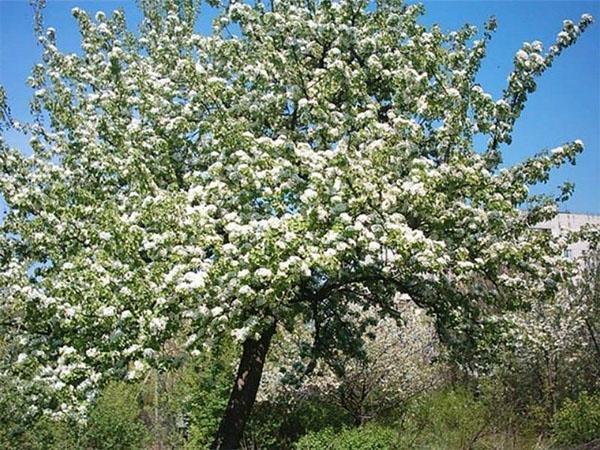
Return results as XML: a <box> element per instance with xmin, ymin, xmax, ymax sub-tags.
<box><xmin>212</xmin><ymin>322</ymin><xmax>276</xmax><ymax>450</ymax></box>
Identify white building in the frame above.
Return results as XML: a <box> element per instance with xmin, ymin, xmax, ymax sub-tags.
<box><xmin>537</xmin><ymin>213</ymin><xmax>600</xmax><ymax>260</ymax></box>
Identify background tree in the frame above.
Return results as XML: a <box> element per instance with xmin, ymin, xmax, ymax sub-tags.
<box><xmin>0</xmin><ymin>0</ymin><xmax>594</xmax><ymax>448</ymax></box>
<box><xmin>495</xmin><ymin>246</ymin><xmax>600</xmax><ymax>422</ymax></box>
<box><xmin>259</xmin><ymin>299</ymin><xmax>443</xmax><ymax>428</ymax></box>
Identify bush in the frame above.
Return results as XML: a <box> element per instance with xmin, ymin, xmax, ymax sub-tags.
<box><xmin>295</xmin><ymin>424</ymin><xmax>398</xmax><ymax>450</ymax></box>
<box><xmin>552</xmin><ymin>392</ymin><xmax>600</xmax><ymax>446</ymax></box>
<box><xmin>179</xmin><ymin>346</ymin><xmax>236</xmax><ymax>449</ymax></box>
<box><xmin>244</xmin><ymin>397</ymin><xmax>352</xmax><ymax>449</ymax></box>
<box><xmin>84</xmin><ymin>382</ymin><xmax>150</xmax><ymax>450</ymax></box>
<box><xmin>397</xmin><ymin>387</ymin><xmax>491</xmax><ymax>449</ymax></box>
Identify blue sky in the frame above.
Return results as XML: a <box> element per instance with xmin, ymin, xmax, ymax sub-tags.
<box><xmin>0</xmin><ymin>0</ymin><xmax>598</xmax><ymax>214</ymax></box>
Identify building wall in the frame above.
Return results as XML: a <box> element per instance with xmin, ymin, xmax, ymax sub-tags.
<box><xmin>537</xmin><ymin>213</ymin><xmax>600</xmax><ymax>260</ymax></box>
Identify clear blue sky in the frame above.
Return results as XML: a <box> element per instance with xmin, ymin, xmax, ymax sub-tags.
<box><xmin>1</xmin><ymin>0</ymin><xmax>598</xmax><ymax>214</ymax></box>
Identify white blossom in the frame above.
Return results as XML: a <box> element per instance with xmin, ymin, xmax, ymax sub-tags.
<box><xmin>149</xmin><ymin>317</ymin><xmax>167</xmax><ymax>334</ymax></box>
<box><xmin>99</xmin><ymin>306</ymin><xmax>116</xmax><ymax>317</ymax></box>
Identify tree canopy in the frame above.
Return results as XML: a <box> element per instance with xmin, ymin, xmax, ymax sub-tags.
<box><xmin>0</xmin><ymin>0</ymin><xmax>594</xmax><ymax>447</ymax></box>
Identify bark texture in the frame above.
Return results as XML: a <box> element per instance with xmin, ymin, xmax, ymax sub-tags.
<box><xmin>212</xmin><ymin>322</ymin><xmax>277</xmax><ymax>449</ymax></box>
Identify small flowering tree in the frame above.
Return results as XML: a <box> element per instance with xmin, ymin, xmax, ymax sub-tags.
<box><xmin>259</xmin><ymin>299</ymin><xmax>444</xmax><ymax>427</ymax></box>
<box><xmin>0</xmin><ymin>0</ymin><xmax>594</xmax><ymax>447</ymax></box>
<box><xmin>502</xmin><ymin>247</ymin><xmax>600</xmax><ymax>416</ymax></box>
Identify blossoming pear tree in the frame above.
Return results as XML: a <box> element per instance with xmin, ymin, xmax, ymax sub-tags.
<box><xmin>0</xmin><ymin>0</ymin><xmax>594</xmax><ymax>447</ymax></box>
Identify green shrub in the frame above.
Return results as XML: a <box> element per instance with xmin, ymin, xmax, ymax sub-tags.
<box><xmin>552</xmin><ymin>392</ymin><xmax>600</xmax><ymax>446</ymax></box>
<box><xmin>295</xmin><ymin>427</ymin><xmax>337</xmax><ymax>450</ymax></box>
<box><xmin>84</xmin><ymin>382</ymin><xmax>149</xmax><ymax>450</ymax></box>
<box><xmin>398</xmin><ymin>387</ymin><xmax>490</xmax><ymax>449</ymax></box>
<box><xmin>295</xmin><ymin>424</ymin><xmax>398</xmax><ymax>450</ymax></box>
<box><xmin>180</xmin><ymin>347</ymin><xmax>236</xmax><ymax>449</ymax></box>
<box><xmin>245</xmin><ymin>397</ymin><xmax>352</xmax><ymax>449</ymax></box>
